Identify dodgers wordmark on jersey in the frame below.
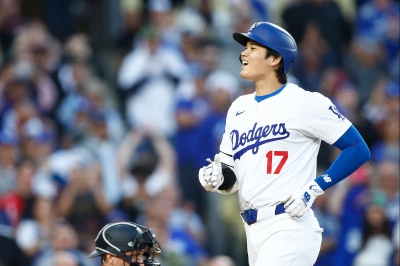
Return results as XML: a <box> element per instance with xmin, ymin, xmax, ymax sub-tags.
<box><xmin>219</xmin><ymin>83</ymin><xmax>352</xmax><ymax>211</ymax></box>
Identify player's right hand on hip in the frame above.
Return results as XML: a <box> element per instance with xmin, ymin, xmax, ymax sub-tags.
<box><xmin>282</xmin><ymin>181</ymin><xmax>324</xmax><ymax>218</ymax></box>
<box><xmin>198</xmin><ymin>154</ymin><xmax>224</xmax><ymax>192</ymax></box>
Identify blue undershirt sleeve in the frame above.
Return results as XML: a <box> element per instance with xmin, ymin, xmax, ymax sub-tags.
<box><xmin>314</xmin><ymin>125</ymin><xmax>371</xmax><ymax>191</ymax></box>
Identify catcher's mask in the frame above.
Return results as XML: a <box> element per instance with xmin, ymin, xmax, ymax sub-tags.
<box><xmin>88</xmin><ymin>222</ymin><xmax>162</xmax><ymax>266</ymax></box>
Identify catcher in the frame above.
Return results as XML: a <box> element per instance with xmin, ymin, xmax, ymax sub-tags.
<box><xmin>88</xmin><ymin>222</ymin><xmax>162</xmax><ymax>266</ymax></box>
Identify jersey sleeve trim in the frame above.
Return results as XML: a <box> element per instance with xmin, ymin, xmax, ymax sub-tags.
<box><xmin>220</xmin><ymin>151</ymin><xmax>232</xmax><ymax>157</ymax></box>
<box><xmin>220</xmin><ymin>151</ymin><xmax>234</xmax><ymax>168</ymax></box>
<box><xmin>326</xmin><ymin>122</ymin><xmax>352</xmax><ymax>145</ymax></box>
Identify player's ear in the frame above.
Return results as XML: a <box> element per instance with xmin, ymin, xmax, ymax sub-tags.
<box><xmin>104</xmin><ymin>254</ymin><xmax>115</xmax><ymax>265</ymax></box>
<box><xmin>270</xmin><ymin>55</ymin><xmax>282</xmax><ymax>68</ymax></box>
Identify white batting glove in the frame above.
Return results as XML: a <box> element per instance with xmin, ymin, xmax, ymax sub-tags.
<box><xmin>198</xmin><ymin>154</ymin><xmax>224</xmax><ymax>192</ymax></box>
<box><xmin>283</xmin><ymin>181</ymin><xmax>324</xmax><ymax>218</ymax></box>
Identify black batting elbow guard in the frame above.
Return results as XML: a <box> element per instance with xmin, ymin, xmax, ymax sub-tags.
<box><xmin>218</xmin><ymin>163</ymin><xmax>237</xmax><ymax>190</ymax></box>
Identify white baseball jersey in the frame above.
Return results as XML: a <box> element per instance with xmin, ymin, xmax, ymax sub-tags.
<box><xmin>219</xmin><ymin>83</ymin><xmax>352</xmax><ymax>211</ymax></box>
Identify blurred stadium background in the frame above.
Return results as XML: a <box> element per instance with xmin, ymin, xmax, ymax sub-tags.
<box><xmin>0</xmin><ymin>0</ymin><xmax>398</xmax><ymax>265</ymax></box>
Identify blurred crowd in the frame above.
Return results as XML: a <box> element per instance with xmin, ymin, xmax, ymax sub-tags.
<box><xmin>0</xmin><ymin>0</ymin><xmax>398</xmax><ymax>265</ymax></box>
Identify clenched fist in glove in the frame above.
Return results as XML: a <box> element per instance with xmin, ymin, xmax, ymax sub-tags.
<box><xmin>283</xmin><ymin>181</ymin><xmax>324</xmax><ymax>218</ymax></box>
<box><xmin>199</xmin><ymin>154</ymin><xmax>224</xmax><ymax>192</ymax></box>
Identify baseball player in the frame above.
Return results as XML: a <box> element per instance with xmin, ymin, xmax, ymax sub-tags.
<box><xmin>198</xmin><ymin>22</ymin><xmax>370</xmax><ymax>266</ymax></box>
<box><xmin>88</xmin><ymin>222</ymin><xmax>162</xmax><ymax>266</ymax></box>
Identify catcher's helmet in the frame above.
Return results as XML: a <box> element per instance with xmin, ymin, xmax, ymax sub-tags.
<box><xmin>88</xmin><ymin>222</ymin><xmax>162</xmax><ymax>266</ymax></box>
<box><xmin>233</xmin><ymin>22</ymin><xmax>297</xmax><ymax>74</ymax></box>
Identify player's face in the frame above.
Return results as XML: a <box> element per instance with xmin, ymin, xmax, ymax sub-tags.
<box><xmin>111</xmin><ymin>251</ymin><xmax>145</xmax><ymax>266</ymax></box>
<box><xmin>240</xmin><ymin>41</ymin><xmax>272</xmax><ymax>82</ymax></box>
<box><xmin>125</xmin><ymin>250</ymin><xmax>145</xmax><ymax>265</ymax></box>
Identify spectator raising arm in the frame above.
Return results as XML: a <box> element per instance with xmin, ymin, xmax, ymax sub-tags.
<box><xmin>115</xmin><ymin>128</ymin><xmax>146</xmax><ymax>182</ymax></box>
<box><xmin>146</xmin><ymin>127</ymin><xmax>177</xmax><ymax>179</ymax></box>
<box><xmin>56</xmin><ymin>163</ymin><xmax>111</xmax><ymax>218</ymax></box>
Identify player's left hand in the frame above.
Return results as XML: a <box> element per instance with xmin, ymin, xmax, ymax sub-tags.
<box><xmin>282</xmin><ymin>181</ymin><xmax>324</xmax><ymax>218</ymax></box>
<box><xmin>198</xmin><ymin>154</ymin><xmax>224</xmax><ymax>192</ymax></box>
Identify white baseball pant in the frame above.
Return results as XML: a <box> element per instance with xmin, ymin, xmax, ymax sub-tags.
<box><xmin>244</xmin><ymin>209</ymin><xmax>322</xmax><ymax>266</ymax></box>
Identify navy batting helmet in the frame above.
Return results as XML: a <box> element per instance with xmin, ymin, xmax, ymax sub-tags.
<box><xmin>233</xmin><ymin>22</ymin><xmax>297</xmax><ymax>74</ymax></box>
<box><xmin>88</xmin><ymin>222</ymin><xmax>162</xmax><ymax>266</ymax></box>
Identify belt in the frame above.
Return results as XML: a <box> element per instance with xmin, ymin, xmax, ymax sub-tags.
<box><xmin>240</xmin><ymin>203</ymin><xmax>286</xmax><ymax>225</ymax></box>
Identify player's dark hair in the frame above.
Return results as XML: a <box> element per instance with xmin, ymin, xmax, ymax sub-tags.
<box><xmin>266</xmin><ymin>48</ymin><xmax>287</xmax><ymax>84</ymax></box>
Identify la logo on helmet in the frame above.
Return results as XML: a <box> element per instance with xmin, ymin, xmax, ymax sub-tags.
<box><xmin>248</xmin><ymin>22</ymin><xmax>258</xmax><ymax>32</ymax></box>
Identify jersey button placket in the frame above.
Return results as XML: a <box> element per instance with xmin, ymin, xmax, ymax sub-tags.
<box><xmin>245</xmin><ymin>153</ymin><xmax>251</xmax><ymax>184</ymax></box>
<box><xmin>246</xmin><ymin>108</ymin><xmax>257</xmax><ymax>184</ymax></box>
